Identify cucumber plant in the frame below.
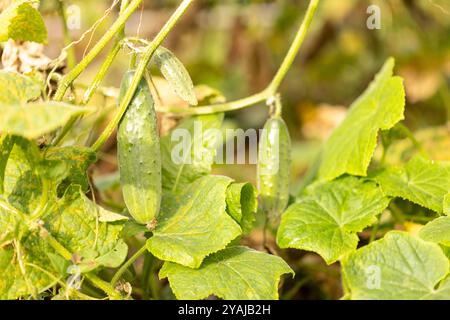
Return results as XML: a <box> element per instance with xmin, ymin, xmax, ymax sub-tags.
<box><xmin>0</xmin><ymin>0</ymin><xmax>449</xmax><ymax>301</ymax></box>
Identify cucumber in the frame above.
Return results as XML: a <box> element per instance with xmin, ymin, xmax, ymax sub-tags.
<box><xmin>257</xmin><ymin>116</ymin><xmax>291</xmax><ymax>223</ymax></box>
<box><xmin>118</xmin><ymin>71</ymin><xmax>162</xmax><ymax>225</ymax></box>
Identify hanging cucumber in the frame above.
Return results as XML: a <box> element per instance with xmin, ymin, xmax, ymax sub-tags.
<box><xmin>257</xmin><ymin>99</ymin><xmax>291</xmax><ymax>224</ymax></box>
<box><xmin>117</xmin><ymin>71</ymin><xmax>162</xmax><ymax>226</ymax></box>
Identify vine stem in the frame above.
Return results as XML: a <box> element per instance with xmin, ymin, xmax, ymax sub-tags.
<box><xmin>158</xmin><ymin>0</ymin><xmax>320</xmax><ymax>116</ymax></box>
<box><xmin>51</xmin><ymin>0</ymin><xmax>130</xmax><ymax>147</ymax></box>
<box><xmin>53</xmin><ymin>0</ymin><xmax>144</xmax><ymax>101</ymax></box>
<box><xmin>111</xmin><ymin>243</ymin><xmax>147</xmax><ymax>287</ymax></box>
<box><xmin>91</xmin><ymin>0</ymin><xmax>195</xmax><ymax>151</ymax></box>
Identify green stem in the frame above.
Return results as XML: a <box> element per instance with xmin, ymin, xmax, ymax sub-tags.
<box><xmin>158</xmin><ymin>0</ymin><xmax>320</xmax><ymax>116</ymax></box>
<box><xmin>92</xmin><ymin>0</ymin><xmax>195</xmax><ymax>151</ymax></box>
<box><xmin>57</xmin><ymin>0</ymin><xmax>76</xmax><ymax>70</ymax></box>
<box><xmin>267</xmin><ymin>0</ymin><xmax>319</xmax><ymax>94</ymax></box>
<box><xmin>53</xmin><ymin>0</ymin><xmax>144</xmax><ymax>101</ymax></box>
<box><xmin>396</xmin><ymin>123</ymin><xmax>429</xmax><ymax>159</ymax></box>
<box><xmin>111</xmin><ymin>244</ymin><xmax>147</xmax><ymax>287</ymax></box>
<box><xmin>85</xmin><ymin>274</ymin><xmax>122</xmax><ymax>300</ymax></box>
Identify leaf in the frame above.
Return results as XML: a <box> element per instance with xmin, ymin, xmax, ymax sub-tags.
<box><xmin>45</xmin><ymin>146</ymin><xmax>96</xmax><ymax>194</ymax></box>
<box><xmin>419</xmin><ymin>216</ymin><xmax>450</xmax><ymax>246</ymax></box>
<box><xmin>3</xmin><ymin>138</ymin><xmax>42</xmax><ymax>214</ymax></box>
<box><xmin>45</xmin><ymin>186</ymin><xmax>128</xmax><ymax>271</ymax></box>
<box><xmin>375</xmin><ymin>156</ymin><xmax>450</xmax><ymax>213</ymax></box>
<box><xmin>0</xmin><ymin>236</ymin><xmax>56</xmax><ymax>299</ymax></box>
<box><xmin>152</xmin><ymin>46</ymin><xmax>198</xmax><ymax>105</ymax></box>
<box><xmin>226</xmin><ymin>182</ymin><xmax>258</xmax><ymax>234</ymax></box>
<box><xmin>146</xmin><ymin>175</ymin><xmax>242</xmax><ymax>268</ymax></box>
<box><xmin>0</xmin><ymin>135</ymin><xmax>15</xmax><ymax>194</ymax></box>
<box><xmin>444</xmin><ymin>192</ymin><xmax>450</xmax><ymax>215</ymax></box>
<box><xmin>0</xmin><ymin>0</ymin><xmax>48</xmax><ymax>43</ymax></box>
<box><xmin>342</xmin><ymin>231</ymin><xmax>450</xmax><ymax>299</ymax></box>
<box><xmin>98</xmin><ymin>208</ymin><xmax>129</xmax><ymax>222</ymax></box>
<box><xmin>0</xmin><ymin>71</ymin><xmax>41</xmax><ymax>105</ymax></box>
<box><xmin>277</xmin><ymin>176</ymin><xmax>390</xmax><ymax>264</ymax></box>
<box><xmin>161</xmin><ymin>114</ymin><xmax>224</xmax><ymax>193</ymax></box>
<box><xmin>0</xmin><ymin>102</ymin><xmax>93</xmax><ymax>139</ymax></box>
<box><xmin>318</xmin><ymin>58</ymin><xmax>405</xmax><ymax>180</ymax></box>
<box><xmin>159</xmin><ymin>246</ymin><xmax>293</xmax><ymax>300</ymax></box>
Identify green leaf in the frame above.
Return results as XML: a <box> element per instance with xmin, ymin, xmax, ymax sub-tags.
<box><xmin>0</xmin><ymin>0</ymin><xmax>48</xmax><ymax>43</ymax></box>
<box><xmin>226</xmin><ymin>182</ymin><xmax>258</xmax><ymax>234</ymax></box>
<box><xmin>0</xmin><ymin>102</ymin><xmax>93</xmax><ymax>139</ymax></box>
<box><xmin>375</xmin><ymin>156</ymin><xmax>450</xmax><ymax>213</ymax></box>
<box><xmin>45</xmin><ymin>186</ymin><xmax>128</xmax><ymax>271</ymax></box>
<box><xmin>152</xmin><ymin>47</ymin><xmax>198</xmax><ymax>105</ymax></box>
<box><xmin>419</xmin><ymin>216</ymin><xmax>450</xmax><ymax>246</ymax></box>
<box><xmin>161</xmin><ymin>114</ymin><xmax>224</xmax><ymax>193</ymax></box>
<box><xmin>146</xmin><ymin>175</ymin><xmax>242</xmax><ymax>268</ymax></box>
<box><xmin>444</xmin><ymin>192</ymin><xmax>450</xmax><ymax>215</ymax></box>
<box><xmin>277</xmin><ymin>176</ymin><xmax>390</xmax><ymax>264</ymax></box>
<box><xmin>0</xmin><ymin>71</ymin><xmax>41</xmax><ymax>105</ymax></box>
<box><xmin>342</xmin><ymin>231</ymin><xmax>450</xmax><ymax>299</ymax></box>
<box><xmin>159</xmin><ymin>246</ymin><xmax>293</xmax><ymax>300</ymax></box>
<box><xmin>318</xmin><ymin>58</ymin><xmax>405</xmax><ymax>180</ymax></box>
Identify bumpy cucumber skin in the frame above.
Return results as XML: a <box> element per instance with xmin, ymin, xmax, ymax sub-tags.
<box><xmin>118</xmin><ymin>71</ymin><xmax>162</xmax><ymax>225</ymax></box>
<box><xmin>257</xmin><ymin>116</ymin><xmax>291</xmax><ymax>223</ymax></box>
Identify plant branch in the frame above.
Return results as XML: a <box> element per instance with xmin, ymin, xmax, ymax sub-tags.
<box><xmin>158</xmin><ymin>0</ymin><xmax>320</xmax><ymax>116</ymax></box>
<box><xmin>111</xmin><ymin>243</ymin><xmax>147</xmax><ymax>287</ymax></box>
<box><xmin>53</xmin><ymin>0</ymin><xmax>144</xmax><ymax>101</ymax></box>
<box><xmin>91</xmin><ymin>0</ymin><xmax>195</xmax><ymax>151</ymax></box>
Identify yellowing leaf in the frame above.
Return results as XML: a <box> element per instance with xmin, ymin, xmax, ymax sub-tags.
<box><xmin>0</xmin><ymin>102</ymin><xmax>93</xmax><ymax>139</ymax></box>
<box><xmin>0</xmin><ymin>1</ymin><xmax>48</xmax><ymax>43</ymax></box>
<box><xmin>160</xmin><ymin>246</ymin><xmax>293</xmax><ymax>300</ymax></box>
<box><xmin>0</xmin><ymin>71</ymin><xmax>41</xmax><ymax>105</ymax></box>
<box><xmin>319</xmin><ymin>58</ymin><xmax>405</xmax><ymax>180</ymax></box>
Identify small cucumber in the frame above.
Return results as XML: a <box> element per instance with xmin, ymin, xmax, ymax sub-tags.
<box><xmin>152</xmin><ymin>46</ymin><xmax>198</xmax><ymax>106</ymax></box>
<box><xmin>257</xmin><ymin>116</ymin><xmax>291</xmax><ymax>223</ymax></box>
<box><xmin>118</xmin><ymin>71</ymin><xmax>162</xmax><ymax>225</ymax></box>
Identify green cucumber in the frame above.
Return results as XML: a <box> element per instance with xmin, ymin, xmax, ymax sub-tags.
<box><xmin>257</xmin><ymin>116</ymin><xmax>291</xmax><ymax>223</ymax></box>
<box><xmin>118</xmin><ymin>71</ymin><xmax>162</xmax><ymax>225</ymax></box>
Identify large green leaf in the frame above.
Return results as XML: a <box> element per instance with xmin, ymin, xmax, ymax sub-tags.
<box><xmin>342</xmin><ymin>232</ymin><xmax>450</xmax><ymax>300</ymax></box>
<box><xmin>277</xmin><ymin>176</ymin><xmax>390</xmax><ymax>264</ymax></box>
<box><xmin>419</xmin><ymin>216</ymin><xmax>450</xmax><ymax>246</ymax></box>
<box><xmin>375</xmin><ymin>156</ymin><xmax>450</xmax><ymax>213</ymax></box>
<box><xmin>159</xmin><ymin>246</ymin><xmax>293</xmax><ymax>300</ymax></box>
<box><xmin>225</xmin><ymin>182</ymin><xmax>258</xmax><ymax>234</ymax></box>
<box><xmin>318</xmin><ymin>58</ymin><xmax>405</xmax><ymax>180</ymax></box>
<box><xmin>146</xmin><ymin>175</ymin><xmax>242</xmax><ymax>268</ymax></box>
<box><xmin>0</xmin><ymin>135</ymin><xmax>16</xmax><ymax>194</ymax></box>
<box><xmin>0</xmin><ymin>0</ymin><xmax>48</xmax><ymax>43</ymax></box>
<box><xmin>161</xmin><ymin>114</ymin><xmax>224</xmax><ymax>193</ymax></box>
<box><xmin>45</xmin><ymin>186</ymin><xmax>128</xmax><ymax>271</ymax></box>
<box><xmin>0</xmin><ymin>71</ymin><xmax>41</xmax><ymax>105</ymax></box>
<box><xmin>0</xmin><ymin>102</ymin><xmax>93</xmax><ymax>139</ymax></box>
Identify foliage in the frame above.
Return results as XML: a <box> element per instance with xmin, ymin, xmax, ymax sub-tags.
<box><xmin>0</xmin><ymin>0</ymin><xmax>449</xmax><ymax>301</ymax></box>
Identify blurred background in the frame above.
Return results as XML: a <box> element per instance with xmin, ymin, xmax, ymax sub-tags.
<box><xmin>10</xmin><ymin>0</ymin><xmax>450</xmax><ymax>299</ymax></box>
